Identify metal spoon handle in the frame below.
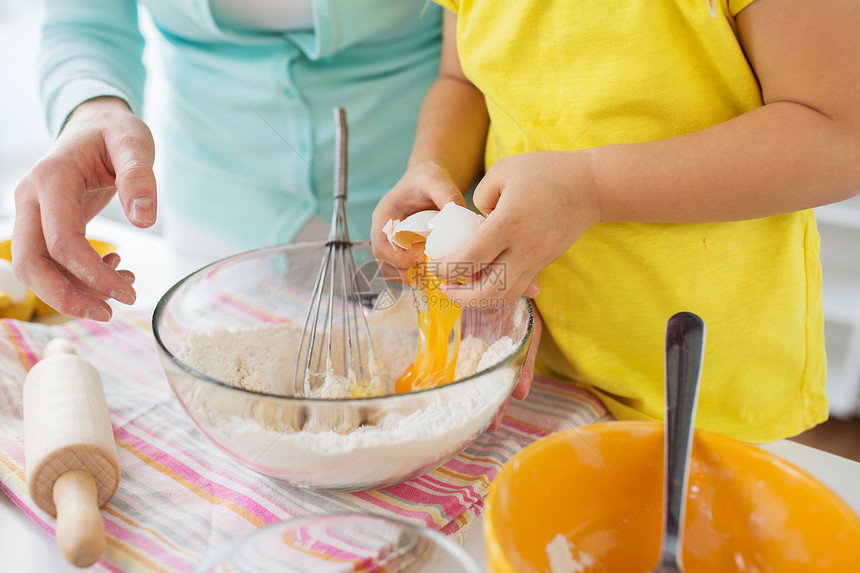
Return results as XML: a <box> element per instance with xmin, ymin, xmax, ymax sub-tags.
<box><xmin>658</xmin><ymin>312</ymin><xmax>705</xmax><ymax>572</ymax></box>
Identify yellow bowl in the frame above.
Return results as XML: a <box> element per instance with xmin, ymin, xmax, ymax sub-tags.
<box><xmin>484</xmin><ymin>421</ymin><xmax>860</xmax><ymax>573</ymax></box>
<box><xmin>0</xmin><ymin>238</ymin><xmax>115</xmax><ymax>319</ymax></box>
<box><xmin>0</xmin><ymin>291</ymin><xmax>38</xmax><ymax>321</ymax></box>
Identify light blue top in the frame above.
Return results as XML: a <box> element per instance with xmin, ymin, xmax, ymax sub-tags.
<box><xmin>40</xmin><ymin>0</ymin><xmax>442</xmax><ymax>247</ymax></box>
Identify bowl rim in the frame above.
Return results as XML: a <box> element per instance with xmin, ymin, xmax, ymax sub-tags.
<box><xmin>152</xmin><ymin>240</ymin><xmax>535</xmax><ymax>404</ymax></box>
<box><xmin>191</xmin><ymin>512</ymin><xmax>484</xmax><ymax>573</ymax></box>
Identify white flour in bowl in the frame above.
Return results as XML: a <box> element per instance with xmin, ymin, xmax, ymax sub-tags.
<box><xmin>173</xmin><ymin>307</ymin><xmax>521</xmax><ymax>488</ymax></box>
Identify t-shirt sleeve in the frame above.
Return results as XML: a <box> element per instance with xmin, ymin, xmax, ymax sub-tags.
<box><xmin>433</xmin><ymin>0</ymin><xmax>459</xmax><ymax>13</ymax></box>
<box><xmin>40</xmin><ymin>0</ymin><xmax>146</xmax><ymax>136</ymax></box>
<box><xmin>728</xmin><ymin>0</ymin><xmax>757</xmax><ymax>16</ymax></box>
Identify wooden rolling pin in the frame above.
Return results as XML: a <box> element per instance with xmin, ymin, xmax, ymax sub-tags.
<box><xmin>23</xmin><ymin>338</ymin><xmax>121</xmax><ymax>568</ymax></box>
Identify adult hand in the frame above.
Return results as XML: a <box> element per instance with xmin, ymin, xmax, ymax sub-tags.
<box><xmin>437</xmin><ymin>150</ymin><xmax>601</xmax><ymax>306</ymax></box>
<box><xmin>370</xmin><ymin>161</ymin><xmax>467</xmax><ymax>274</ymax></box>
<box><xmin>12</xmin><ymin>97</ymin><xmax>156</xmax><ymax>321</ymax></box>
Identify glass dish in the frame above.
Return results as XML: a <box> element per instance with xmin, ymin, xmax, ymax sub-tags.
<box><xmin>193</xmin><ymin>513</ymin><xmax>482</xmax><ymax>573</ymax></box>
<box><xmin>153</xmin><ymin>241</ymin><xmax>532</xmax><ymax>491</ymax></box>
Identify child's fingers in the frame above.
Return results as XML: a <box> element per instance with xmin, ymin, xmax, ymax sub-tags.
<box><xmin>370</xmin><ymin>231</ymin><xmax>425</xmax><ymax>271</ymax></box>
<box><xmin>471</xmin><ymin>165</ymin><xmax>505</xmax><ymax>216</ymax></box>
<box><xmin>513</xmin><ymin>305</ymin><xmax>541</xmax><ymax>400</ymax></box>
<box><xmin>441</xmin><ymin>250</ymin><xmax>537</xmax><ymax>306</ymax></box>
<box><xmin>522</xmin><ymin>277</ymin><xmax>540</xmax><ymax>298</ymax></box>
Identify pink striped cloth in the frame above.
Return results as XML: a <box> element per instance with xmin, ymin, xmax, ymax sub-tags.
<box><xmin>0</xmin><ymin>311</ymin><xmax>607</xmax><ymax>572</ymax></box>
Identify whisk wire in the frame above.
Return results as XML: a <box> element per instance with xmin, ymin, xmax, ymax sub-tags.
<box><xmin>346</xmin><ymin>252</ymin><xmax>368</xmax><ymax>380</ymax></box>
<box><xmin>294</xmin><ymin>107</ymin><xmax>375</xmax><ymax>396</ymax></box>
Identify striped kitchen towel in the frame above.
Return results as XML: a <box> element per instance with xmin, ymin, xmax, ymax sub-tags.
<box><xmin>0</xmin><ymin>311</ymin><xmax>607</xmax><ymax>572</ymax></box>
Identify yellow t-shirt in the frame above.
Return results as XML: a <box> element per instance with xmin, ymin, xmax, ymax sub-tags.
<box><xmin>437</xmin><ymin>0</ymin><xmax>827</xmax><ymax>442</ymax></box>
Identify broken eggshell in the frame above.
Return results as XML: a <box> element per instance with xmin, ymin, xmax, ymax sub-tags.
<box><xmin>424</xmin><ymin>203</ymin><xmax>485</xmax><ymax>260</ymax></box>
<box><xmin>383</xmin><ymin>203</ymin><xmax>485</xmax><ymax>260</ymax></box>
<box><xmin>383</xmin><ymin>209</ymin><xmax>437</xmax><ymax>250</ymax></box>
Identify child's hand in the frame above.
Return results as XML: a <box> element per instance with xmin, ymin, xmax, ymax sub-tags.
<box><xmin>487</xmin><ymin>304</ymin><xmax>542</xmax><ymax>431</ymax></box>
<box><xmin>437</xmin><ymin>150</ymin><xmax>601</xmax><ymax>306</ymax></box>
<box><xmin>370</xmin><ymin>161</ymin><xmax>468</xmax><ymax>272</ymax></box>
<box><xmin>513</xmin><ymin>302</ymin><xmax>542</xmax><ymax>401</ymax></box>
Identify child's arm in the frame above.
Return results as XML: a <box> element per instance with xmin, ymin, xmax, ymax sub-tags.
<box><xmin>370</xmin><ymin>11</ymin><xmax>544</xmax><ymax>407</ymax></box>
<box><xmin>437</xmin><ymin>0</ymin><xmax>860</xmax><ymax>306</ymax></box>
<box><xmin>594</xmin><ymin>0</ymin><xmax>860</xmax><ymax>223</ymax></box>
<box><xmin>370</xmin><ymin>10</ymin><xmax>488</xmax><ymax>271</ymax></box>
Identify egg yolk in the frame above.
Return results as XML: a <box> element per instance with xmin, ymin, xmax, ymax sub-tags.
<box><xmin>395</xmin><ymin>258</ymin><xmax>461</xmax><ymax>393</ymax></box>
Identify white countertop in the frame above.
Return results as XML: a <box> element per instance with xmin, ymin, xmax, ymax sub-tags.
<box><xmin>1</xmin><ymin>216</ymin><xmax>859</xmax><ymax>571</ymax></box>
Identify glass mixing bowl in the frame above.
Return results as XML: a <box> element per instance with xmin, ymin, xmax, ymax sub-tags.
<box><xmin>193</xmin><ymin>513</ymin><xmax>483</xmax><ymax>573</ymax></box>
<box><xmin>153</xmin><ymin>241</ymin><xmax>532</xmax><ymax>491</ymax></box>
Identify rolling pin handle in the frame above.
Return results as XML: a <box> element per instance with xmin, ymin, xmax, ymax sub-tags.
<box><xmin>42</xmin><ymin>338</ymin><xmax>78</xmax><ymax>358</ymax></box>
<box><xmin>53</xmin><ymin>469</ymin><xmax>106</xmax><ymax>568</ymax></box>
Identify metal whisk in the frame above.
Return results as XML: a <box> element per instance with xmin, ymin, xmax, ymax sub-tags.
<box><xmin>294</xmin><ymin>108</ymin><xmax>375</xmax><ymax>397</ymax></box>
